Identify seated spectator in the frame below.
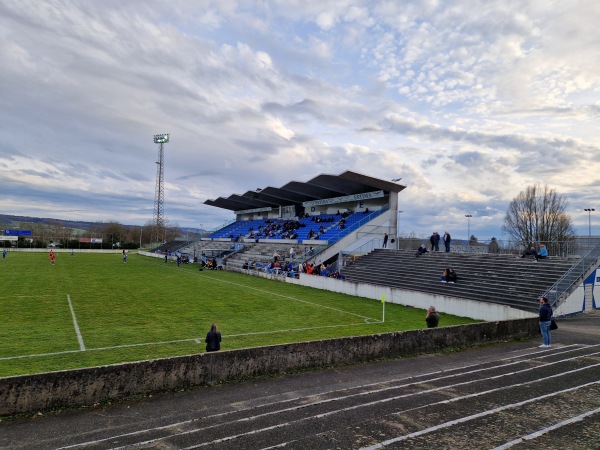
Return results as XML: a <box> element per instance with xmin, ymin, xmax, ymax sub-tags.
<box><xmin>440</xmin><ymin>269</ymin><xmax>448</xmax><ymax>283</ymax></box>
<box><xmin>425</xmin><ymin>306</ymin><xmax>439</xmax><ymax>328</ymax></box>
<box><xmin>415</xmin><ymin>244</ymin><xmax>428</xmax><ymax>257</ymax></box>
<box><xmin>521</xmin><ymin>246</ymin><xmax>537</xmax><ymax>258</ymax></box>
<box><xmin>536</xmin><ymin>244</ymin><xmax>548</xmax><ymax>261</ymax></box>
<box><xmin>447</xmin><ymin>268</ymin><xmax>458</xmax><ymax>283</ymax></box>
<box><xmin>242</xmin><ymin>261</ymin><xmax>249</xmax><ymax>270</ymax></box>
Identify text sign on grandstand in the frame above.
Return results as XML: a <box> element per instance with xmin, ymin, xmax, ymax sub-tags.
<box><xmin>234</xmin><ymin>206</ymin><xmax>272</xmax><ymax>215</ymax></box>
<box><xmin>1</xmin><ymin>235</ymin><xmax>18</xmax><ymax>241</ymax></box>
<box><xmin>302</xmin><ymin>190</ymin><xmax>384</xmax><ymax>207</ymax></box>
<box><xmin>4</xmin><ymin>229</ymin><xmax>32</xmax><ymax>236</ymax></box>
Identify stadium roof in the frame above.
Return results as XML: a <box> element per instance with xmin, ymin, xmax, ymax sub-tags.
<box><xmin>204</xmin><ymin>170</ymin><xmax>406</xmax><ymax>213</ymax></box>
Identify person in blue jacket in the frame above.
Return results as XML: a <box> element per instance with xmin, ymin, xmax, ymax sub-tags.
<box><xmin>539</xmin><ymin>296</ymin><xmax>553</xmax><ymax>348</ymax></box>
<box><xmin>535</xmin><ymin>244</ymin><xmax>548</xmax><ymax>261</ymax></box>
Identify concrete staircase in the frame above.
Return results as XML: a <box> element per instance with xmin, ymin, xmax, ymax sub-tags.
<box><xmin>342</xmin><ymin>249</ymin><xmax>577</xmax><ymax>314</ymax></box>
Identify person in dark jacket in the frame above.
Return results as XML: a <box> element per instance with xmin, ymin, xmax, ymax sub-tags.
<box><xmin>425</xmin><ymin>306</ymin><xmax>439</xmax><ymax>328</ymax></box>
<box><xmin>443</xmin><ymin>231</ymin><xmax>451</xmax><ymax>252</ymax></box>
<box><xmin>205</xmin><ymin>322</ymin><xmax>222</xmax><ymax>352</ymax></box>
<box><xmin>415</xmin><ymin>244</ymin><xmax>428</xmax><ymax>257</ymax></box>
<box><xmin>538</xmin><ymin>297</ymin><xmax>553</xmax><ymax>348</ymax></box>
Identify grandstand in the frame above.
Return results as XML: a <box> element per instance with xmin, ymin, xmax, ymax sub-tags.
<box><xmin>186</xmin><ymin>170</ymin><xmax>600</xmax><ymax>321</ymax></box>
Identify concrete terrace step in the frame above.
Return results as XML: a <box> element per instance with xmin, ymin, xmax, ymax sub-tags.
<box><xmin>342</xmin><ymin>249</ymin><xmax>577</xmax><ymax>313</ymax></box>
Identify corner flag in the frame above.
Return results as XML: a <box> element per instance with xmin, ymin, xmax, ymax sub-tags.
<box><xmin>381</xmin><ymin>294</ymin><xmax>385</xmax><ymax>304</ymax></box>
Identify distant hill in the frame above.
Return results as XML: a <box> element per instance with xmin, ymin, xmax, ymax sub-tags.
<box><xmin>0</xmin><ymin>214</ymin><xmax>207</xmax><ymax>234</ymax></box>
<box><xmin>0</xmin><ymin>214</ymin><xmax>130</xmax><ymax>232</ymax></box>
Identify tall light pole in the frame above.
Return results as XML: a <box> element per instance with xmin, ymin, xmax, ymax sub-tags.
<box><xmin>584</xmin><ymin>208</ymin><xmax>595</xmax><ymax>247</ymax></box>
<box><xmin>153</xmin><ymin>133</ymin><xmax>169</xmax><ymax>245</ymax></box>
<box><xmin>465</xmin><ymin>214</ymin><xmax>472</xmax><ymax>246</ymax></box>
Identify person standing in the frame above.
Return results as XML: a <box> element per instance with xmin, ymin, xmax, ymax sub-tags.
<box><xmin>429</xmin><ymin>233</ymin><xmax>436</xmax><ymax>252</ymax></box>
<box><xmin>289</xmin><ymin>247</ymin><xmax>295</xmax><ymax>261</ymax></box>
<box><xmin>123</xmin><ymin>250</ymin><xmax>127</xmax><ymax>263</ymax></box>
<box><xmin>425</xmin><ymin>306</ymin><xmax>439</xmax><ymax>328</ymax></box>
<box><xmin>434</xmin><ymin>232</ymin><xmax>441</xmax><ymax>252</ymax></box>
<box><xmin>443</xmin><ymin>232</ymin><xmax>451</xmax><ymax>252</ymax></box>
<box><xmin>2</xmin><ymin>249</ymin><xmax>6</xmax><ymax>259</ymax></box>
<box><xmin>49</xmin><ymin>249</ymin><xmax>56</xmax><ymax>265</ymax></box>
<box><xmin>383</xmin><ymin>233</ymin><xmax>389</xmax><ymax>248</ymax></box>
<box><xmin>539</xmin><ymin>296</ymin><xmax>553</xmax><ymax>348</ymax></box>
<box><xmin>205</xmin><ymin>322</ymin><xmax>222</xmax><ymax>352</ymax></box>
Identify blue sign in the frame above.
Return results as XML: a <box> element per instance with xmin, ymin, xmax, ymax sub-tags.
<box><xmin>4</xmin><ymin>230</ymin><xmax>32</xmax><ymax>236</ymax></box>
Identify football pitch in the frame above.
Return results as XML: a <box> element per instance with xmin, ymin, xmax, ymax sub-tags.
<box><xmin>0</xmin><ymin>252</ymin><xmax>477</xmax><ymax>377</ymax></box>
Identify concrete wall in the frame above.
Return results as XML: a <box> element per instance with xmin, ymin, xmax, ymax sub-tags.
<box><xmin>0</xmin><ymin>319</ymin><xmax>538</xmax><ymax>416</ymax></box>
<box><xmin>297</xmin><ymin>275</ymin><xmax>537</xmax><ymax>321</ymax></box>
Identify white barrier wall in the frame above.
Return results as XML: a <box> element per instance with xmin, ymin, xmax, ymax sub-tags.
<box><xmin>294</xmin><ymin>275</ymin><xmax>536</xmax><ymax>321</ymax></box>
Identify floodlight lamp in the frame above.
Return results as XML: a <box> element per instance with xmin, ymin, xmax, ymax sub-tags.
<box><xmin>153</xmin><ymin>133</ymin><xmax>170</xmax><ymax>144</ymax></box>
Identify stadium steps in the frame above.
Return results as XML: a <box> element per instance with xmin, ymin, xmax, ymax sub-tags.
<box><xmin>342</xmin><ymin>249</ymin><xmax>577</xmax><ymax>313</ymax></box>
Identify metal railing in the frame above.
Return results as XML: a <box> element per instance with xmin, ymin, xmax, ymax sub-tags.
<box><xmin>544</xmin><ymin>242</ymin><xmax>600</xmax><ymax>307</ymax></box>
<box><xmin>394</xmin><ymin>236</ymin><xmax>598</xmax><ymax>258</ymax></box>
<box><xmin>325</xmin><ymin>208</ymin><xmax>388</xmax><ymax>244</ymax></box>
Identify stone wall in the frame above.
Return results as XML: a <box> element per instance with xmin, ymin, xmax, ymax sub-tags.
<box><xmin>0</xmin><ymin>318</ymin><xmax>538</xmax><ymax>416</ymax></box>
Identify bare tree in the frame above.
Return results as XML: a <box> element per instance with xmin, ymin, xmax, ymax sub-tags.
<box><xmin>502</xmin><ymin>184</ymin><xmax>575</xmax><ymax>247</ymax></box>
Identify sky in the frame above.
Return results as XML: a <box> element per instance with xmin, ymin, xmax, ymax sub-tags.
<box><xmin>1</xmin><ymin>0</ymin><xmax>599</xmax><ymax>240</ymax></box>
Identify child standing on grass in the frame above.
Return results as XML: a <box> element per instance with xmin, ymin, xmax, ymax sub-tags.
<box><xmin>49</xmin><ymin>250</ymin><xmax>56</xmax><ymax>265</ymax></box>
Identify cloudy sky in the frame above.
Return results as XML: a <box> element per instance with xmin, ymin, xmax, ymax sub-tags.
<box><xmin>1</xmin><ymin>0</ymin><xmax>599</xmax><ymax>240</ymax></box>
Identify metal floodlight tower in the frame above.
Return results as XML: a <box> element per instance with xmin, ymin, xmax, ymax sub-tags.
<box><xmin>153</xmin><ymin>133</ymin><xmax>169</xmax><ymax>244</ymax></box>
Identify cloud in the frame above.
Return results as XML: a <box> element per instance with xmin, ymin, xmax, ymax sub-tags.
<box><xmin>0</xmin><ymin>0</ymin><xmax>598</xmax><ymax>240</ymax></box>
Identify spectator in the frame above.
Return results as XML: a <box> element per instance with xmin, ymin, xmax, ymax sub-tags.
<box><xmin>443</xmin><ymin>231</ymin><xmax>451</xmax><ymax>252</ymax></box>
<box><xmin>440</xmin><ymin>269</ymin><xmax>448</xmax><ymax>283</ymax></box>
<box><xmin>415</xmin><ymin>244</ymin><xmax>428</xmax><ymax>257</ymax></box>
<box><xmin>383</xmin><ymin>233</ymin><xmax>389</xmax><ymax>248</ymax></box>
<box><xmin>289</xmin><ymin>247</ymin><xmax>295</xmax><ymax>260</ymax></box>
<box><xmin>538</xmin><ymin>297</ymin><xmax>552</xmax><ymax>348</ymax></box>
<box><xmin>521</xmin><ymin>246</ymin><xmax>537</xmax><ymax>258</ymax></box>
<box><xmin>425</xmin><ymin>306</ymin><xmax>439</xmax><ymax>328</ymax></box>
<box><xmin>536</xmin><ymin>244</ymin><xmax>548</xmax><ymax>261</ymax></box>
<box><xmin>434</xmin><ymin>232</ymin><xmax>441</xmax><ymax>252</ymax></box>
<box><xmin>429</xmin><ymin>233</ymin><xmax>436</xmax><ymax>252</ymax></box>
<box><xmin>205</xmin><ymin>323</ymin><xmax>222</xmax><ymax>352</ymax></box>
<box><xmin>447</xmin><ymin>268</ymin><xmax>458</xmax><ymax>283</ymax></box>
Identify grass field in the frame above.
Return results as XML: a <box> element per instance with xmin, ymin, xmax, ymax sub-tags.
<box><xmin>0</xmin><ymin>251</ymin><xmax>478</xmax><ymax>377</ymax></box>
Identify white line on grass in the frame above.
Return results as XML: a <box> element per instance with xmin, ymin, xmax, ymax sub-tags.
<box><xmin>142</xmin><ymin>258</ymin><xmax>378</xmax><ymax>323</ymax></box>
<box><xmin>3</xmin><ymin>258</ymin><xmax>380</xmax><ymax>363</ymax></box>
<box><xmin>0</xmin><ymin>321</ymin><xmax>383</xmax><ymax>361</ymax></box>
<box><xmin>226</xmin><ymin>321</ymin><xmax>380</xmax><ymax>337</ymax></box>
<box><xmin>67</xmin><ymin>294</ymin><xmax>86</xmax><ymax>351</ymax></box>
